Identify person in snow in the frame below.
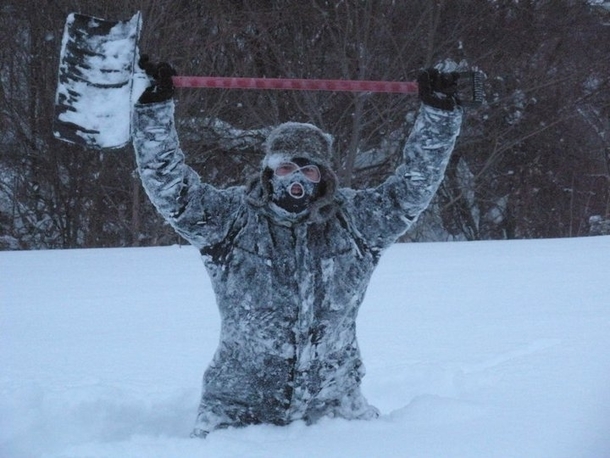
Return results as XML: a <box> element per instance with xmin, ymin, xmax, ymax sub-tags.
<box><xmin>133</xmin><ymin>57</ymin><xmax>464</xmax><ymax>438</ymax></box>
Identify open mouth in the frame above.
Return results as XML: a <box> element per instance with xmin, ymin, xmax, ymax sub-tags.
<box><xmin>289</xmin><ymin>183</ymin><xmax>305</xmax><ymax>199</ymax></box>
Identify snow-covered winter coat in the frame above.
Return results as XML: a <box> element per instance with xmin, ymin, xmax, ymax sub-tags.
<box><xmin>132</xmin><ymin>100</ymin><xmax>462</xmax><ymax>435</ymax></box>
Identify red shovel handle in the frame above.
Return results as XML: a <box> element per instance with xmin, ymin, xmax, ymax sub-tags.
<box><xmin>172</xmin><ymin>76</ymin><xmax>418</xmax><ymax>94</ymax></box>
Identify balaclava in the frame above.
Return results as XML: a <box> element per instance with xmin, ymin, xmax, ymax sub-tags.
<box><xmin>262</xmin><ymin>122</ymin><xmax>334</xmax><ymax>215</ymax></box>
<box><xmin>270</xmin><ymin>157</ymin><xmax>321</xmax><ymax>213</ymax></box>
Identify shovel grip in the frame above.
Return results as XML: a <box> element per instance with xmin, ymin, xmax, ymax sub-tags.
<box><xmin>172</xmin><ymin>76</ymin><xmax>419</xmax><ymax>94</ymax></box>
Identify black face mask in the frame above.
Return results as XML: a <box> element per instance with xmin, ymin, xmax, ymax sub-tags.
<box><xmin>270</xmin><ymin>159</ymin><xmax>321</xmax><ymax>214</ymax></box>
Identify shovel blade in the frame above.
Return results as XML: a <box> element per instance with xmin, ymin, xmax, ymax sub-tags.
<box><xmin>53</xmin><ymin>12</ymin><xmax>142</xmax><ymax>149</ymax></box>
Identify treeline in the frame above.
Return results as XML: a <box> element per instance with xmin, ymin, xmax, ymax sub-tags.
<box><xmin>1</xmin><ymin>0</ymin><xmax>609</xmax><ymax>249</ymax></box>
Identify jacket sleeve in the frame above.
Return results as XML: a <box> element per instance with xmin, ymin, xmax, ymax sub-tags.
<box><xmin>341</xmin><ymin>104</ymin><xmax>463</xmax><ymax>252</ymax></box>
<box><xmin>132</xmin><ymin>100</ymin><xmax>244</xmax><ymax>249</ymax></box>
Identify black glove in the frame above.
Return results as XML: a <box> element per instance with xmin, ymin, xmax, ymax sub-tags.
<box><xmin>138</xmin><ymin>55</ymin><xmax>177</xmax><ymax>104</ymax></box>
<box><xmin>417</xmin><ymin>68</ymin><xmax>460</xmax><ymax>111</ymax></box>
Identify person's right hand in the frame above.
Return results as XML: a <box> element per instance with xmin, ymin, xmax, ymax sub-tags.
<box><xmin>138</xmin><ymin>54</ymin><xmax>177</xmax><ymax>104</ymax></box>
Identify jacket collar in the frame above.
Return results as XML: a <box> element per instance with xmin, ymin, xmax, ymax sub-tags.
<box><xmin>245</xmin><ymin>171</ymin><xmax>338</xmax><ymax>226</ymax></box>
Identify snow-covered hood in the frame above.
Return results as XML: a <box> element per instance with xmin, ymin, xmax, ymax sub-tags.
<box><xmin>247</xmin><ymin>122</ymin><xmax>339</xmax><ymax>224</ymax></box>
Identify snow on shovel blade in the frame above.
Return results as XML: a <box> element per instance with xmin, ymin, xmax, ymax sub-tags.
<box><xmin>53</xmin><ymin>12</ymin><xmax>142</xmax><ymax>149</ymax></box>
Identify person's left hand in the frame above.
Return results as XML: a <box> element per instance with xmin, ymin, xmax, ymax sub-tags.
<box><xmin>417</xmin><ymin>68</ymin><xmax>460</xmax><ymax>111</ymax></box>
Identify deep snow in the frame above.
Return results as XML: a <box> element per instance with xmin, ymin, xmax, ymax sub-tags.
<box><xmin>1</xmin><ymin>236</ymin><xmax>610</xmax><ymax>458</ymax></box>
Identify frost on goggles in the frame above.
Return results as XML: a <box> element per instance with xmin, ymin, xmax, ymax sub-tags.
<box><xmin>274</xmin><ymin>162</ymin><xmax>321</xmax><ymax>183</ymax></box>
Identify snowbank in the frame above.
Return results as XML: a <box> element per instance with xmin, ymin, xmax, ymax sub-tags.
<box><xmin>2</xmin><ymin>237</ymin><xmax>610</xmax><ymax>457</ymax></box>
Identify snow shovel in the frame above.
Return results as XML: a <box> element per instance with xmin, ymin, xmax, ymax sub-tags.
<box><xmin>54</xmin><ymin>12</ymin><xmax>484</xmax><ymax>150</ymax></box>
<box><xmin>53</xmin><ymin>12</ymin><xmax>143</xmax><ymax>149</ymax></box>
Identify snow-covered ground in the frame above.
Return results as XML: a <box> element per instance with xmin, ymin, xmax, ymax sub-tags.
<box><xmin>2</xmin><ymin>236</ymin><xmax>610</xmax><ymax>458</ymax></box>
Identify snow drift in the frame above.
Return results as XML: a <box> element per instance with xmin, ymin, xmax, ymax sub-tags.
<box><xmin>1</xmin><ymin>236</ymin><xmax>610</xmax><ymax>458</ymax></box>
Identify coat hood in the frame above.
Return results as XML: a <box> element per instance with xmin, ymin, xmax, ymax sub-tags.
<box><xmin>248</xmin><ymin>122</ymin><xmax>339</xmax><ymax>224</ymax></box>
<box><xmin>262</xmin><ymin>122</ymin><xmax>334</xmax><ymax>169</ymax></box>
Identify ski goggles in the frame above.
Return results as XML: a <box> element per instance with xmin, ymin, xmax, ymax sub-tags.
<box><xmin>274</xmin><ymin>161</ymin><xmax>321</xmax><ymax>183</ymax></box>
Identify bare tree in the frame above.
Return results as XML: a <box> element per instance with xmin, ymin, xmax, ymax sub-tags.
<box><xmin>1</xmin><ymin>0</ymin><xmax>608</xmax><ymax>248</ymax></box>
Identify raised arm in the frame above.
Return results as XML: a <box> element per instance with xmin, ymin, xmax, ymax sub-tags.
<box><xmin>341</xmin><ymin>69</ymin><xmax>464</xmax><ymax>251</ymax></box>
<box><xmin>132</xmin><ymin>59</ymin><xmax>243</xmax><ymax>249</ymax></box>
